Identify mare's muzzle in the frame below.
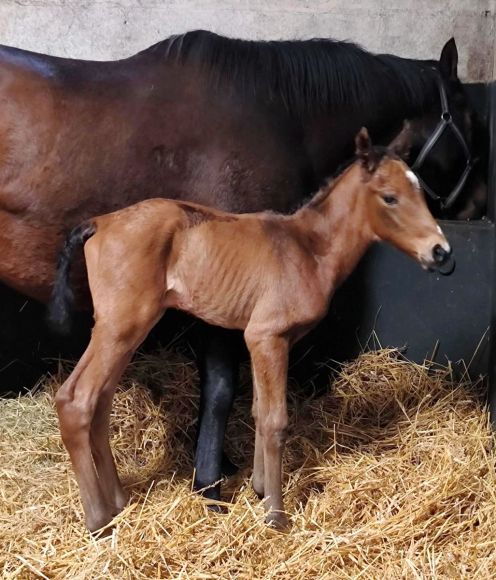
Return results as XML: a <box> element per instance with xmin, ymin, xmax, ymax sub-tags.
<box><xmin>431</xmin><ymin>244</ymin><xmax>456</xmax><ymax>276</ymax></box>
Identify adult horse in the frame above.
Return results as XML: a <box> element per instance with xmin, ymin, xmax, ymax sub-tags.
<box><xmin>0</xmin><ymin>30</ymin><xmax>486</xmax><ymax>503</ymax></box>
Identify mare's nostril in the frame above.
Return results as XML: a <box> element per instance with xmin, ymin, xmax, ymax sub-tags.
<box><xmin>433</xmin><ymin>244</ymin><xmax>449</xmax><ymax>265</ymax></box>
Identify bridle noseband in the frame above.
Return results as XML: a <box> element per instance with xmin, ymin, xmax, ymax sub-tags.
<box><xmin>411</xmin><ymin>74</ymin><xmax>475</xmax><ymax>211</ymax></box>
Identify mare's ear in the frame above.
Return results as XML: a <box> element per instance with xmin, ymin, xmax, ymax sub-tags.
<box><xmin>439</xmin><ymin>38</ymin><xmax>458</xmax><ymax>81</ymax></box>
<box><xmin>355</xmin><ymin>127</ymin><xmax>378</xmax><ymax>174</ymax></box>
<box><xmin>388</xmin><ymin>120</ymin><xmax>413</xmax><ymax>161</ymax></box>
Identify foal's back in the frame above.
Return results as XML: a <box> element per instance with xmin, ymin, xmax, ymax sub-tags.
<box><xmin>87</xmin><ymin>198</ymin><xmax>319</xmax><ymax>333</ymax></box>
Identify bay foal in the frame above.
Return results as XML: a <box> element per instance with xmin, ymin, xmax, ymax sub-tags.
<box><xmin>50</xmin><ymin>129</ymin><xmax>452</xmax><ymax>531</ymax></box>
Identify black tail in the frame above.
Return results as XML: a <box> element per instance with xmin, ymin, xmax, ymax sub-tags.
<box><xmin>48</xmin><ymin>221</ymin><xmax>96</xmax><ymax>334</ymax></box>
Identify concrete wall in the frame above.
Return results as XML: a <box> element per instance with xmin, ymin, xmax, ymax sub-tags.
<box><xmin>0</xmin><ymin>0</ymin><xmax>493</xmax><ymax>81</ymax></box>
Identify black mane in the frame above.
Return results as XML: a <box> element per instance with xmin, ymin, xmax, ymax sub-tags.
<box><xmin>147</xmin><ymin>30</ymin><xmax>438</xmax><ymax>117</ymax></box>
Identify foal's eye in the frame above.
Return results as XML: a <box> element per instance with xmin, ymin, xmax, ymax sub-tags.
<box><xmin>382</xmin><ymin>195</ymin><xmax>398</xmax><ymax>206</ymax></box>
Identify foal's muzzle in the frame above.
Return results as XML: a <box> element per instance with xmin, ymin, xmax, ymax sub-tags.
<box><xmin>430</xmin><ymin>244</ymin><xmax>456</xmax><ymax>276</ymax></box>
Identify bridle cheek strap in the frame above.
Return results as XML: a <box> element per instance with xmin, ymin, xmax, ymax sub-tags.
<box><xmin>411</xmin><ymin>77</ymin><xmax>474</xmax><ymax>211</ymax></box>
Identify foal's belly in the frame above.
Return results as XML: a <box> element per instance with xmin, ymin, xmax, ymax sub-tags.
<box><xmin>166</xmin><ymin>270</ymin><xmax>256</xmax><ymax>331</ymax></box>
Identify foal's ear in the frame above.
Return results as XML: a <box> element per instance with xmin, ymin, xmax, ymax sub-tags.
<box><xmin>355</xmin><ymin>127</ymin><xmax>377</xmax><ymax>173</ymax></box>
<box><xmin>388</xmin><ymin>120</ymin><xmax>413</xmax><ymax>161</ymax></box>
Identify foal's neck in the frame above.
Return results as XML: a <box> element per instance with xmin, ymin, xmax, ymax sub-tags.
<box><xmin>296</xmin><ymin>163</ymin><xmax>375</xmax><ymax>289</ymax></box>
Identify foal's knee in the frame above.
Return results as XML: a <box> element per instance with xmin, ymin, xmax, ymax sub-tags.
<box><xmin>261</xmin><ymin>412</ymin><xmax>288</xmax><ymax>449</ymax></box>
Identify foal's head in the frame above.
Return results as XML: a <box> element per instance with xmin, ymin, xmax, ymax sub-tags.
<box><xmin>355</xmin><ymin>128</ymin><xmax>453</xmax><ymax>272</ymax></box>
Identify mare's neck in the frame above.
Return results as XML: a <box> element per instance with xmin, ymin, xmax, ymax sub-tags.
<box><xmin>296</xmin><ymin>163</ymin><xmax>376</xmax><ymax>292</ymax></box>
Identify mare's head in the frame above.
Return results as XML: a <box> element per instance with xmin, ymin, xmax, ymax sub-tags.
<box><xmin>390</xmin><ymin>39</ymin><xmax>487</xmax><ymax>219</ymax></box>
<box><xmin>355</xmin><ymin>128</ymin><xmax>453</xmax><ymax>272</ymax></box>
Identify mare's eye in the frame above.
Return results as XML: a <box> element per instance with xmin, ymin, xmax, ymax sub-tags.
<box><xmin>382</xmin><ymin>194</ymin><xmax>398</xmax><ymax>206</ymax></box>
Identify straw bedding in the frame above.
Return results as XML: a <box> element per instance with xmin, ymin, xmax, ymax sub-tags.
<box><xmin>1</xmin><ymin>348</ymin><xmax>495</xmax><ymax>579</ymax></box>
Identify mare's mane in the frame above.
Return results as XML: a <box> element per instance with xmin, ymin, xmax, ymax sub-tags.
<box><xmin>146</xmin><ymin>30</ymin><xmax>438</xmax><ymax>116</ymax></box>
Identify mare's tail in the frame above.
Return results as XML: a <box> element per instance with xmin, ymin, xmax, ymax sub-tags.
<box><xmin>48</xmin><ymin>221</ymin><xmax>96</xmax><ymax>334</ymax></box>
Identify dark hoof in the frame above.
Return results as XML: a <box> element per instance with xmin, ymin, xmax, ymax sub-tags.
<box><xmin>221</xmin><ymin>453</ymin><xmax>239</xmax><ymax>477</ymax></box>
<box><xmin>194</xmin><ymin>480</ymin><xmax>223</xmax><ymax>503</ymax></box>
<box><xmin>265</xmin><ymin>511</ymin><xmax>289</xmax><ymax>530</ymax></box>
<box><xmin>207</xmin><ymin>502</ymin><xmax>228</xmax><ymax>514</ymax></box>
<box><xmin>194</xmin><ymin>484</ymin><xmax>228</xmax><ymax>513</ymax></box>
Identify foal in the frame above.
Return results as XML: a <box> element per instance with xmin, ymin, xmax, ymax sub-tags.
<box><xmin>50</xmin><ymin>129</ymin><xmax>452</xmax><ymax>531</ymax></box>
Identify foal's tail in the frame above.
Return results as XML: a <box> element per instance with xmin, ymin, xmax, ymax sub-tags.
<box><xmin>48</xmin><ymin>221</ymin><xmax>97</xmax><ymax>334</ymax></box>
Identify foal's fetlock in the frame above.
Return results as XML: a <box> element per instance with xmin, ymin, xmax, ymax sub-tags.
<box><xmin>86</xmin><ymin>509</ymin><xmax>114</xmax><ymax>534</ymax></box>
<box><xmin>252</xmin><ymin>474</ymin><xmax>264</xmax><ymax>499</ymax></box>
<box><xmin>112</xmin><ymin>487</ymin><xmax>129</xmax><ymax>513</ymax></box>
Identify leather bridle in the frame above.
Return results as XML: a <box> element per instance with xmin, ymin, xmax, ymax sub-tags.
<box><xmin>411</xmin><ymin>75</ymin><xmax>475</xmax><ymax>211</ymax></box>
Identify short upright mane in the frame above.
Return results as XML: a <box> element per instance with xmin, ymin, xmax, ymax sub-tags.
<box><xmin>305</xmin><ymin>147</ymin><xmax>391</xmax><ymax>209</ymax></box>
<box><xmin>146</xmin><ymin>30</ymin><xmax>438</xmax><ymax>116</ymax></box>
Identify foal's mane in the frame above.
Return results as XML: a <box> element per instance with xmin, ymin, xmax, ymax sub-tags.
<box><xmin>305</xmin><ymin>147</ymin><xmax>391</xmax><ymax>209</ymax></box>
<box><xmin>146</xmin><ymin>30</ymin><xmax>438</xmax><ymax>116</ymax></box>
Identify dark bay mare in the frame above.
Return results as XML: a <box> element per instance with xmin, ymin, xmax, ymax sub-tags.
<box><xmin>0</xmin><ymin>30</ymin><xmax>486</xmax><ymax>503</ymax></box>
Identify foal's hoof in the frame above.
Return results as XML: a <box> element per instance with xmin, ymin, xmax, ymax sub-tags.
<box><xmin>86</xmin><ymin>513</ymin><xmax>114</xmax><ymax>535</ymax></box>
<box><xmin>265</xmin><ymin>511</ymin><xmax>289</xmax><ymax>530</ymax></box>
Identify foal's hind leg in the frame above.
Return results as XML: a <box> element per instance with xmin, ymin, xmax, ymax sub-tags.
<box><xmin>89</xmin><ymin>350</ymin><xmax>133</xmax><ymax>514</ymax></box>
<box><xmin>57</xmin><ymin>305</ymin><xmax>165</xmax><ymax>531</ymax></box>
<box><xmin>55</xmin><ymin>338</ymin><xmax>133</xmax><ymax>531</ymax></box>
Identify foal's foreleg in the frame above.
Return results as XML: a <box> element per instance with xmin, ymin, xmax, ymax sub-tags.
<box><xmin>245</xmin><ymin>332</ymin><xmax>289</xmax><ymax>529</ymax></box>
<box><xmin>251</xmin><ymin>369</ymin><xmax>265</xmax><ymax>498</ymax></box>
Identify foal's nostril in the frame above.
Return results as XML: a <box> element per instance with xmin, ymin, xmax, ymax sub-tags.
<box><xmin>433</xmin><ymin>244</ymin><xmax>449</xmax><ymax>265</ymax></box>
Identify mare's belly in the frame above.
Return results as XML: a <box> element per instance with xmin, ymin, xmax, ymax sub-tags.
<box><xmin>0</xmin><ymin>209</ymin><xmax>59</xmax><ymax>302</ymax></box>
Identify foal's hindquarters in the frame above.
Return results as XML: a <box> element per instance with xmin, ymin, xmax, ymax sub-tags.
<box><xmin>55</xmin><ymin>204</ymin><xmax>181</xmax><ymax>531</ymax></box>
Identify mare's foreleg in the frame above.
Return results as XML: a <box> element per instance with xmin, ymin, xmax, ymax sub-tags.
<box><xmin>194</xmin><ymin>325</ymin><xmax>240</xmax><ymax>504</ymax></box>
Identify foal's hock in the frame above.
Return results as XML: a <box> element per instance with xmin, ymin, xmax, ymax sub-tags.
<box><xmin>50</xmin><ymin>128</ymin><xmax>452</xmax><ymax>532</ymax></box>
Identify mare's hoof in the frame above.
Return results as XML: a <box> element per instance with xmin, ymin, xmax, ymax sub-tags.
<box><xmin>265</xmin><ymin>511</ymin><xmax>289</xmax><ymax>530</ymax></box>
<box><xmin>198</xmin><ymin>485</ymin><xmax>228</xmax><ymax>514</ymax></box>
<box><xmin>221</xmin><ymin>453</ymin><xmax>239</xmax><ymax>477</ymax></box>
<box><xmin>195</xmin><ymin>481</ymin><xmax>227</xmax><ymax>513</ymax></box>
<box><xmin>195</xmin><ymin>482</ymin><xmax>220</xmax><ymax>501</ymax></box>
<box><xmin>207</xmin><ymin>502</ymin><xmax>228</xmax><ymax>514</ymax></box>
